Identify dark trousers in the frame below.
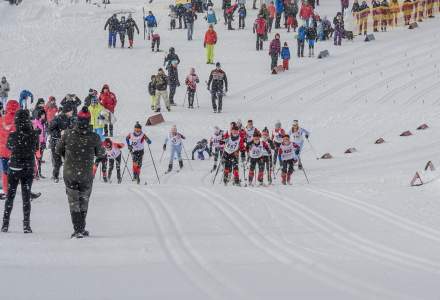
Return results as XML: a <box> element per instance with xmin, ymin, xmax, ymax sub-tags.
<box><xmin>297</xmin><ymin>40</ymin><xmax>305</xmax><ymax>57</ymax></box>
<box><xmin>223</xmin><ymin>153</ymin><xmax>239</xmax><ymax>183</ymax></box>
<box><xmin>169</xmin><ymin>84</ymin><xmax>177</xmax><ymax>104</ymax></box>
<box><xmin>270</xmin><ymin>53</ymin><xmax>278</xmax><ymax>70</ymax></box>
<box><xmin>108</xmin><ymin>155</ymin><xmax>121</xmax><ymax>181</ymax></box>
<box><xmin>248</xmin><ymin>157</ymin><xmax>264</xmax><ymax>182</ymax></box>
<box><xmin>119</xmin><ymin>32</ymin><xmax>125</xmax><ymax>47</ymax></box>
<box><xmin>239</xmin><ymin>16</ymin><xmax>245</xmax><ymax>28</ymax></box>
<box><xmin>273</xmin><ymin>142</ymin><xmax>281</xmax><ymax>165</ymax></box>
<box><xmin>211</xmin><ymin>90</ymin><xmax>223</xmax><ymax>111</ymax></box>
<box><xmin>132</xmin><ymin>150</ymin><xmax>144</xmax><ymax>178</ymax></box>
<box><xmin>2</xmin><ymin>168</ymin><xmax>33</xmax><ymax>228</ymax></box>
<box><xmin>65</xmin><ymin>179</ymin><xmax>92</xmax><ymax>233</ymax></box>
<box><xmin>256</xmin><ymin>34</ymin><xmax>264</xmax><ymax>50</ymax></box>
<box><xmin>187</xmin><ymin>88</ymin><xmax>196</xmax><ymax>107</ymax></box>
<box><xmin>51</xmin><ymin>143</ymin><xmax>63</xmax><ymax>179</ymax></box>
<box><xmin>104</xmin><ymin>123</ymin><xmax>113</xmax><ymax>137</ymax></box>
<box><xmin>268</xmin><ymin>17</ymin><xmax>274</xmax><ymax>32</ymax></box>
<box><xmin>281</xmin><ymin>159</ymin><xmax>294</xmax><ymax>182</ymax></box>
<box><xmin>275</xmin><ymin>13</ymin><xmax>282</xmax><ymax>28</ymax></box>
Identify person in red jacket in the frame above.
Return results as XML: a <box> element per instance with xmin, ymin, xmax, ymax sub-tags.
<box><xmin>204</xmin><ymin>25</ymin><xmax>217</xmax><ymax>64</ymax></box>
<box><xmin>253</xmin><ymin>14</ymin><xmax>267</xmax><ymax>51</ymax></box>
<box><xmin>0</xmin><ymin>100</ymin><xmax>20</xmax><ymax>196</ymax></box>
<box><xmin>44</xmin><ymin>96</ymin><xmax>59</xmax><ymax>124</ymax></box>
<box><xmin>299</xmin><ymin>1</ymin><xmax>314</xmax><ymax>26</ymax></box>
<box><xmin>98</xmin><ymin>84</ymin><xmax>117</xmax><ymax>137</ymax></box>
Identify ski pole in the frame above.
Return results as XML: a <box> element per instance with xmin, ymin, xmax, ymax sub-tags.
<box><xmin>212</xmin><ymin>160</ymin><xmax>222</xmax><ymax>184</ymax></box>
<box><xmin>182</xmin><ymin>143</ymin><xmax>193</xmax><ymax>170</ymax></box>
<box><xmin>159</xmin><ymin>149</ymin><xmax>165</xmax><ymax>163</ymax></box>
<box><xmin>147</xmin><ymin>143</ymin><xmax>161</xmax><ymax>184</ymax></box>
<box><xmin>307</xmin><ymin>139</ymin><xmax>320</xmax><ymax>160</ymax></box>
<box><xmin>121</xmin><ymin>152</ymin><xmax>133</xmax><ymax>181</ymax></box>
<box><xmin>298</xmin><ymin>158</ymin><xmax>310</xmax><ymax>184</ymax></box>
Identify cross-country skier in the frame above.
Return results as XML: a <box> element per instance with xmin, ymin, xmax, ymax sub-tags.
<box><xmin>207</xmin><ymin>62</ymin><xmax>228</xmax><ymax>113</ymax></box>
<box><xmin>126</xmin><ymin>13</ymin><xmax>140</xmax><ymax>48</ymax></box>
<box><xmin>288</xmin><ymin>120</ymin><xmax>309</xmax><ymax>170</ymax></box>
<box><xmin>185</xmin><ymin>68</ymin><xmax>199</xmax><ymax>109</ymax></box>
<box><xmin>19</xmin><ymin>90</ymin><xmax>34</xmax><ymax>110</ymax></box>
<box><xmin>104</xmin><ymin>14</ymin><xmax>120</xmax><ymax>48</ymax></box>
<box><xmin>271</xmin><ymin>120</ymin><xmax>285</xmax><ymax>166</ymax></box>
<box><xmin>247</xmin><ymin>131</ymin><xmax>271</xmax><ymax>186</ymax></box>
<box><xmin>209</xmin><ymin>125</ymin><xmax>225</xmax><ymax>172</ymax></box>
<box><xmin>261</xmin><ymin>128</ymin><xmax>273</xmax><ymax>184</ymax></box>
<box><xmin>97</xmin><ymin>138</ymin><xmax>124</xmax><ymax>184</ymax></box>
<box><xmin>163</xmin><ymin>125</ymin><xmax>186</xmax><ymax>173</ymax></box>
<box><xmin>238</xmin><ymin>3</ymin><xmax>247</xmax><ymax>29</ymax></box>
<box><xmin>151</xmin><ymin>33</ymin><xmax>161</xmax><ymax>52</ymax></box>
<box><xmin>279</xmin><ymin>134</ymin><xmax>300</xmax><ymax>185</ymax></box>
<box><xmin>191</xmin><ymin>139</ymin><xmax>211</xmax><ymax>160</ymax></box>
<box><xmin>144</xmin><ymin>11</ymin><xmax>158</xmax><ymax>40</ymax></box>
<box><xmin>1</xmin><ymin>109</ymin><xmax>39</xmax><ymax>233</ymax></box>
<box><xmin>245</xmin><ymin>119</ymin><xmax>258</xmax><ymax>145</ymax></box>
<box><xmin>56</xmin><ymin>106</ymin><xmax>105</xmax><ymax>238</ymax></box>
<box><xmin>222</xmin><ymin>124</ymin><xmax>245</xmax><ymax>186</ymax></box>
<box><xmin>126</xmin><ymin>122</ymin><xmax>151</xmax><ymax>184</ymax></box>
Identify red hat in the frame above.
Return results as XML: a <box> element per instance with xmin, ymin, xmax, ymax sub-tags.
<box><xmin>77</xmin><ymin>106</ymin><xmax>91</xmax><ymax>120</ymax></box>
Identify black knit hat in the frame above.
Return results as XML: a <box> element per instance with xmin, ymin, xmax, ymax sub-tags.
<box><xmin>134</xmin><ymin>121</ymin><xmax>142</xmax><ymax>129</ymax></box>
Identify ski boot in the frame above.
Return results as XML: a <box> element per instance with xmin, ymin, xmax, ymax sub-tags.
<box><xmin>117</xmin><ymin>177</ymin><xmax>122</xmax><ymax>184</ymax></box>
<box><xmin>233</xmin><ymin>177</ymin><xmax>241</xmax><ymax>187</ymax></box>
<box><xmin>103</xmin><ymin>176</ymin><xmax>108</xmax><ymax>183</ymax></box>
<box><xmin>71</xmin><ymin>231</ymin><xmax>84</xmax><ymax>239</ymax></box>
<box><xmin>211</xmin><ymin>164</ymin><xmax>217</xmax><ymax>173</ymax></box>
<box><xmin>166</xmin><ymin>164</ymin><xmax>173</xmax><ymax>174</ymax></box>
<box><xmin>136</xmin><ymin>175</ymin><xmax>140</xmax><ymax>185</ymax></box>
<box><xmin>179</xmin><ymin>160</ymin><xmax>184</xmax><ymax>170</ymax></box>
<box><xmin>1</xmin><ymin>220</ymin><xmax>9</xmax><ymax>233</ymax></box>
<box><xmin>31</xmin><ymin>192</ymin><xmax>41</xmax><ymax>200</ymax></box>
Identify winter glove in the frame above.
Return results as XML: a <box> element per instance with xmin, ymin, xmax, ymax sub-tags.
<box><xmin>147</xmin><ymin>138</ymin><xmax>152</xmax><ymax>145</ymax></box>
<box><xmin>128</xmin><ymin>145</ymin><xmax>133</xmax><ymax>153</ymax></box>
<box><xmin>305</xmin><ymin>135</ymin><xmax>309</xmax><ymax>139</ymax></box>
<box><xmin>163</xmin><ymin>144</ymin><xmax>167</xmax><ymax>151</ymax></box>
<box><xmin>295</xmin><ymin>149</ymin><xmax>300</xmax><ymax>156</ymax></box>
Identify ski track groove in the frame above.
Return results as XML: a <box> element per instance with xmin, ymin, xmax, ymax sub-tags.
<box><xmin>131</xmin><ymin>187</ymin><xmax>245</xmax><ymax>300</ymax></box>
<box><xmin>199</xmin><ymin>187</ymin><xmax>411</xmax><ymax>300</ymax></box>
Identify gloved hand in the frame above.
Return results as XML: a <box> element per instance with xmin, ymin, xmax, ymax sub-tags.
<box><xmin>163</xmin><ymin>144</ymin><xmax>166</xmax><ymax>151</ymax></box>
<box><xmin>128</xmin><ymin>145</ymin><xmax>133</xmax><ymax>153</ymax></box>
<box><xmin>147</xmin><ymin>139</ymin><xmax>152</xmax><ymax>145</ymax></box>
<box><xmin>295</xmin><ymin>149</ymin><xmax>300</xmax><ymax>156</ymax></box>
<box><xmin>305</xmin><ymin>135</ymin><xmax>309</xmax><ymax>139</ymax></box>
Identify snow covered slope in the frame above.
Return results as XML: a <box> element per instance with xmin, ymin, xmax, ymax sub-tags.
<box><xmin>1</xmin><ymin>0</ymin><xmax>440</xmax><ymax>299</ymax></box>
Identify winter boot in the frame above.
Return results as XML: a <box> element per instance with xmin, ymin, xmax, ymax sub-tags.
<box><xmin>23</xmin><ymin>222</ymin><xmax>32</xmax><ymax>234</ymax></box>
<box><xmin>117</xmin><ymin>176</ymin><xmax>122</xmax><ymax>184</ymax></box>
<box><xmin>1</xmin><ymin>219</ymin><xmax>9</xmax><ymax>233</ymax></box>
<box><xmin>281</xmin><ymin>172</ymin><xmax>287</xmax><ymax>185</ymax></box>
<box><xmin>287</xmin><ymin>173</ymin><xmax>292</xmax><ymax>185</ymax></box>
<box><xmin>81</xmin><ymin>210</ymin><xmax>89</xmax><ymax>237</ymax></box>
<box><xmin>70</xmin><ymin>211</ymin><xmax>84</xmax><ymax>239</ymax></box>
<box><xmin>179</xmin><ymin>160</ymin><xmax>183</xmax><ymax>169</ymax></box>
<box><xmin>167</xmin><ymin>164</ymin><xmax>173</xmax><ymax>173</ymax></box>
<box><xmin>31</xmin><ymin>192</ymin><xmax>41</xmax><ymax>200</ymax></box>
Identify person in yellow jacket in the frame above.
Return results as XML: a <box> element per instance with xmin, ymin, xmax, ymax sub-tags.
<box><xmin>389</xmin><ymin>0</ymin><xmax>400</xmax><ymax>26</ymax></box>
<box><xmin>89</xmin><ymin>96</ymin><xmax>106</xmax><ymax>141</ymax></box>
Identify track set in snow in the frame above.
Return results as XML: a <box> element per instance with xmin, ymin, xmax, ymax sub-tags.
<box><xmin>1</xmin><ymin>0</ymin><xmax>440</xmax><ymax>299</ymax></box>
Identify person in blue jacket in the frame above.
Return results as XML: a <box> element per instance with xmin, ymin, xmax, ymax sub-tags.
<box><xmin>19</xmin><ymin>90</ymin><xmax>34</xmax><ymax>110</ymax></box>
<box><xmin>280</xmin><ymin>42</ymin><xmax>291</xmax><ymax>70</ymax></box>
<box><xmin>275</xmin><ymin>0</ymin><xmax>284</xmax><ymax>29</ymax></box>
<box><xmin>145</xmin><ymin>11</ymin><xmax>157</xmax><ymax>40</ymax></box>
<box><xmin>296</xmin><ymin>24</ymin><xmax>306</xmax><ymax>58</ymax></box>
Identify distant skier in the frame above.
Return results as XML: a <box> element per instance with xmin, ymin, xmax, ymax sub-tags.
<box><xmin>278</xmin><ymin>134</ymin><xmax>299</xmax><ymax>185</ymax></box>
<box><xmin>246</xmin><ymin>131</ymin><xmax>271</xmax><ymax>186</ymax></box>
<box><xmin>148</xmin><ymin>75</ymin><xmax>157</xmax><ymax>111</ymax></box>
<box><xmin>288</xmin><ymin>120</ymin><xmax>309</xmax><ymax>169</ymax></box>
<box><xmin>333</xmin><ymin>12</ymin><xmax>344</xmax><ymax>45</ymax></box>
<box><xmin>126</xmin><ymin>13</ymin><xmax>140</xmax><ymax>48</ymax></box>
<box><xmin>192</xmin><ymin>139</ymin><xmax>211</xmax><ymax>160</ymax></box>
<box><xmin>163</xmin><ymin>125</ymin><xmax>186</xmax><ymax>173</ymax></box>
<box><xmin>297</xmin><ymin>23</ymin><xmax>306</xmax><ymax>57</ymax></box>
<box><xmin>209</xmin><ymin>126</ymin><xmax>225</xmax><ymax>172</ymax></box>
<box><xmin>271</xmin><ymin>120</ymin><xmax>285</xmax><ymax>166</ymax></box>
<box><xmin>144</xmin><ymin>11</ymin><xmax>158</xmax><ymax>40</ymax></box>
<box><xmin>126</xmin><ymin>122</ymin><xmax>152</xmax><ymax>184</ymax></box>
<box><xmin>19</xmin><ymin>89</ymin><xmax>34</xmax><ymax>110</ymax></box>
<box><xmin>168</xmin><ymin>60</ymin><xmax>180</xmax><ymax>107</ymax></box>
<box><xmin>104</xmin><ymin>14</ymin><xmax>120</xmax><ymax>48</ymax></box>
<box><xmin>305</xmin><ymin>25</ymin><xmax>317</xmax><ymax>57</ymax></box>
<box><xmin>185</xmin><ymin>68</ymin><xmax>200</xmax><ymax>109</ymax></box>
<box><xmin>222</xmin><ymin>124</ymin><xmax>246</xmax><ymax>186</ymax></box>
<box><xmin>56</xmin><ymin>106</ymin><xmax>105</xmax><ymax>238</ymax></box>
<box><xmin>260</xmin><ymin>128</ymin><xmax>273</xmax><ymax>184</ymax></box>
<box><xmin>102</xmin><ymin>138</ymin><xmax>124</xmax><ymax>184</ymax></box>
<box><xmin>207</xmin><ymin>62</ymin><xmax>228</xmax><ymax>113</ymax></box>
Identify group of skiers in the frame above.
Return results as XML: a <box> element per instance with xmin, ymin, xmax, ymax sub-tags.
<box><xmin>205</xmin><ymin>119</ymin><xmax>310</xmax><ymax>186</ymax></box>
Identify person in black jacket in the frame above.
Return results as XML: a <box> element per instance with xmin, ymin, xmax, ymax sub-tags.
<box><xmin>168</xmin><ymin>61</ymin><xmax>180</xmax><ymax>106</ymax></box>
<box><xmin>60</xmin><ymin>93</ymin><xmax>81</xmax><ymax>116</ymax></box>
<box><xmin>1</xmin><ymin>110</ymin><xmax>39</xmax><ymax>233</ymax></box>
<box><xmin>56</xmin><ymin>106</ymin><xmax>105</xmax><ymax>238</ymax></box>
<box><xmin>84</xmin><ymin>89</ymin><xmax>97</xmax><ymax>107</ymax></box>
<box><xmin>104</xmin><ymin>14</ymin><xmax>120</xmax><ymax>48</ymax></box>
<box><xmin>49</xmin><ymin>105</ymin><xmax>74</xmax><ymax>182</ymax></box>
<box><xmin>207</xmin><ymin>62</ymin><xmax>228</xmax><ymax>113</ymax></box>
<box><xmin>184</xmin><ymin>8</ymin><xmax>197</xmax><ymax>40</ymax></box>
<box><xmin>118</xmin><ymin>16</ymin><xmax>128</xmax><ymax>48</ymax></box>
<box><xmin>31</xmin><ymin>98</ymin><xmax>46</xmax><ymax>120</ymax></box>
<box><xmin>126</xmin><ymin>13</ymin><xmax>140</xmax><ymax>48</ymax></box>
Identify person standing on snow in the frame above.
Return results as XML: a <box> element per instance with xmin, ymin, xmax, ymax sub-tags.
<box><xmin>0</xmin><ymin>76</ymin><xmax>10</xmax><ymax>112</ymax></box>
<box><xmin>207</xmin><ymin>62</ymin><xmax>228</xmax><ymax>113</ymax></box>
<box><xmin>184</xmin><ymin>7</ymin><xmax>197</xmax><ymax>40</ymax></box>
<box><xmin>206</xmin><ymin>6</ymin><xmax>217</xmax><ymax>25</ymax></box>
<box><xmin>253</xmin><ymin>14</ymin><xmax>267</xmax><ymax>51</ymax></box>
<box><xmin>98</xmin><ymin>84</ymin><xmax>117</xmax><ymax>137</ymax></box>
<box><xmin>168</xmin><ymin>60</ymin><xmax>180</xmax><ymax>107</ymax></box>
<box><xmin>275</xmin><ymin>0</ymin><xmax>284</xmax><ymax>28</ymax></box>
<box><xmin>118</xmin><ymin>16</ymin><xmax>128</xmax><ymax>48</ymax></box>
<box><xmin>1</xmin><ymin>109</ymin><xmax>39</xmax><ymax>234</ymax></box>
<box><xmin>222</xmin><ymin>124</ymin><xmax>246</xmax><ymax>186</ymax></box>
<box><xmin>18</xmin><ymin>90</ymin><xmax>34</xmax><ymax>110</ymax></box>
<box><xmin>269</xmin><ymin>33</ymin><xmax>281</xmax><ymax>71</ymax></box>
<box><xmin>89</xmin><ymin>96</ymin><xmax>106</xmax><ymax>141</ymax></box>
<box><xmin>126</xmin><ymin>122</ymin><xmax>152</xmax><ymax>184</ymax></box>
<box><xmin>280</xmin><ymin>42</ymin><xmax>291</xmax><ymax>70</ymax></box>
<box><xmin>144</xmin><ymin>11</ymin><xmax>158</xmax><ymax>40</ymax></box>
<box><xmin>358</xmin><ymin>0</ymin><xmax>370</xmax><ymax>35</ymax></box>
<box><xmin>126</xmin><ymin>13</ymin><xmax>140</xmax><ymax>48</ymax></box>
<box><xmin>104</xmin><ymin>14</ymin><xmax>120</xmax><ymax>48</ymax></box>
<box><xmin>49</xmin><ymin>104</ymin><xmax>74</xmax><ymax>183</ymax></box>
<box><xmin>238</xmin><ymin>4</ymin><xmax>247</xmax><ymax>29</ymax></box>
<box><xmin>60</xmin><ymin>93</ymin><xmax>81</xmax><ymax>116</ymax></box>
<box><xmin>56</xmin><ymin>106</ymin><xmax>105</xmax><ymax>238</ymax></box>
<box><xmin>44</xmin><ymin>96</ymin><xmax>58</xmax><ymax>124</ymax></box>
<box><xmin>288</xmin><ymin>120</ymin><xmax>309</xmax><ymax>169</ymax></box>
<box><xmin>204</xmin><ymin>25</ymin><xmax>218</xmax><ymax>64</ymax></box>
<box><xmin>153</xmin><ymin>68</ymin><xmax>170</xmax><ymax>112</ymax></box>
<box><xmin>333</xmin><ymin>12</ymin><xmax>344</xmax><ymax>45</ymax></box>
<box><xmin>163</xmin><ymin>125</ymin><xmax>186</xmax><ymax>173</ymax></box>
<box><xmin>185</xmin><ymin>68</ymin><xmax>200</xmax><ymax>109</ymax></box>
<box><xmin>32</xmin><ymin>110</ymin><xmax>47</xmax><ymax>179</ymax></box>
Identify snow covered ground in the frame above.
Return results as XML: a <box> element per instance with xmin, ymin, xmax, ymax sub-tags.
<box><xmin>1</xmin><ymin>0</ymin><xmax>440</xmax><ymax>299</ymax></box>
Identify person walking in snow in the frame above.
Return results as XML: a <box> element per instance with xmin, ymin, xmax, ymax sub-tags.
<box><xmin>0</xmin><ymin>76</ymin><xmax>10</xmax><ymax>112</ymax></box>
<box><xmin>185</xmin><ymin>68</ymin><xmax>200</xmax><ymax>109</ymax></box>
<box><xmin>222</xmin><ymin>124</ymin><xmax>246</xmax><ymax>186</ymax></box>
<box><xmin>305</xmin><ymin>25</ymin><xmax>317</xmax><ymax>57</ymax></box>
<box><xmin>226</xmin><ymin>3</ymin><xmax>238</xmax><ymax>29</ymax></box>
<box><xmin>333</xmin><ymin>12</ymin><xmax>344</xmax><ymax>45</ymax></box>
<box><xmin>98</xmin><ymin>84</ymin><xmax>117</xmax><ymax>137</ymax></box>
<box><xmin>1</xmin><ymin>110</ymin><xmax>39</xmax><ymax>234</ymax></box>
<box><xmin>184</xmin><ymin>7</ymin><xmax>197</xmax><ymax>40</ymax></box>
<box><xmin>153</xmin><ymin>68</ymin><xmax>170</xmax><ymax>112</ymax></box>
<box><xmin>118</xmin><ymin>16</ymin><xmax>128</xmax><ymax>48</ymax></box>
<box><xmin>56</xmin><ymin>106</ymin><xmax>105</xmax><ymax>238</ymax></box>
<box><xmin>269</xmin><ymin>33</ymin><xmax>281</xmax><ymax>71</ymax></box>
<box><xmin>19</xmin><ymin>90</ymin><xmax>34</xmax><ymax>110</ymax></box>
<box><xmin>104</xmin><ymin>14</ymin><xmax>120</xmax><ymax>48</ymax></box>
<box><xmin>204</xmin><ymin>25</ymin><xmax>218</xmax><ymax>64</ymax></box>
<box><xmin>206</xmin><ymin>6</ymin><xmax>218</xmax><ymax>25</ymax></box>
<box><xmin>163</xmin><ymin>125</ymin><xmax>186</xmax><ymax>173</ymax></box>
<box><xmin>254</xmin><ymin>14</ymin><xmax>267</xmax><ymax>51</ymax></box>
<box><xmin>238</xmin><ymin>3</ymin><xmax>247</xmax><ymax>29</ymax></box>
<box><xmin>280</xmin><ymin>42</ymin><xmax>291</xmax><ymax>70</ymax></box>
<box><xmin>168</xmin><ymin>60</ymin><xmax>180</xmax><ymax>107</ymax></box>
<box><xmin>246</xmin><ymin>131</ymin><xmax>271</xmax><ymax>186</ymax></box>
<box><xmin>207</xmin><ymin>62</ymin><xmax>228</xmax><ymax>113</ymax></box>
<box><xmin>88</xmin><ymin>96</ymin><xmax>106</xmax><ymax>141</ymax></box>
<box><xmin>144</xmin><ymin>11</ymin><xmax>158</xmax><ymax>40</ymax></box>
<box><xmin>126</xmin><ymin>13</ymin><xmax>140</xmax><ymax>48</ymax></box>
<box><xmin>126</xmin><ymin>122</ymin><xmax>151</xmax><ymax>184</ymax></box>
